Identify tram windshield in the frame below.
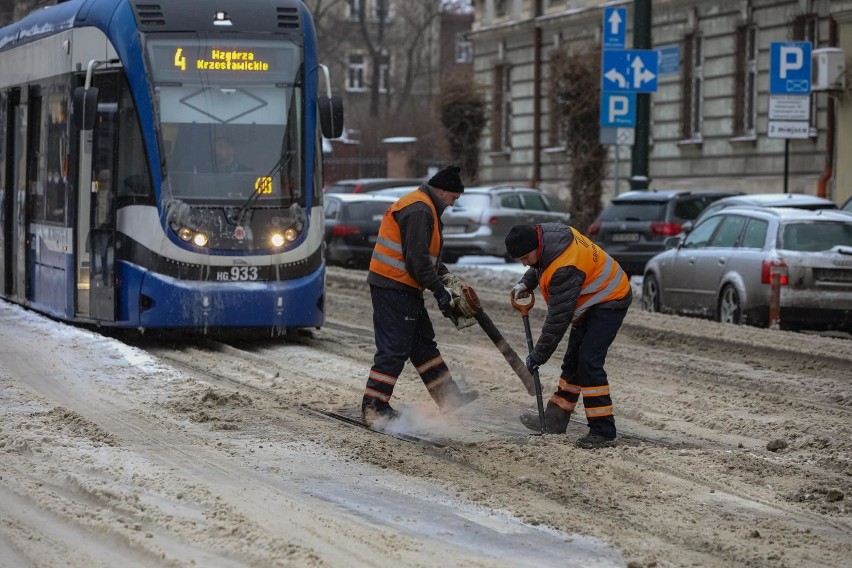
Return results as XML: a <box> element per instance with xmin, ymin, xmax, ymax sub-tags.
<box><xmin>147</xmin><ymin>38</ymin><xmax>303</xmax><ymax>207</ymax></box>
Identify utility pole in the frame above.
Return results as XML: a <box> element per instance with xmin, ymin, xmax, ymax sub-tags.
<box><xmin>630</xmin><ymin>0</ymin><xmax>651</xmax><ymax>190</ymax></box>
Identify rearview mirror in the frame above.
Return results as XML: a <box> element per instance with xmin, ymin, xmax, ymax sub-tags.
<box><xmin>72</xmin><ymin>86</ymin><xmax>99</xmax><ymax>130</ymax></box>
<box><xmin>664</xmin><ymin>236</ymin><xmax>682</xmax><ymax>250</ymax></box>
<box><xmin>681</xmin><ymin>220</ymin><xmax>694</xmax><ymax>234</ymax></box>
<box><xmin>318</xmin><ymin>96</ymin><xmax>344</xmax><ymax>139</ymax></box>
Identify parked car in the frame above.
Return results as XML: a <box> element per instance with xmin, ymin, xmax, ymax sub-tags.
<box><xmin>325</xmin><ymin>178</ymin><xmax>422</xmax><ymax>194</ymax></box>
<box><xmin>440</xmin><ymin>185</ymin><xmax>571</xmax><ymax>263</ymax></box>
<box><xmin>842</xmin><ymin>195</ymin><xmax>852</xmax><ymax>213</ymax></box>
<box><xmin>323</xmin><ymin>193</ymin><xmax>397</xmax><ymax>268</ymax></box>
<box><xmin>588</xmin><ymin>189</ymin><xmax>741</xmax><ymax>276</ymax></box>
<box><xmin>692</xmin><ymin>192</ymin><xmax>839</xmax><ymax>225</ymax></box>
<box><xmin>642</xmin><ymin>206</ymin><xmax>852</xmax><ymax>332</ymax></box>
<box><xmin>372</xmin><ymin>186</ymin><xmax>419</xmax><ymax>199</ymax></box>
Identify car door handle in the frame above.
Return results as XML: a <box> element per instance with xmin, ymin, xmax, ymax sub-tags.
<box><xmin>718</xmin><ymin>257</ymin><xmax>726</xmax><ymax>265</ymax></box>
<box><xmin>688</xmin><ymin>257</ymin><xmax>696</xmax><ymax>264</ymax></box>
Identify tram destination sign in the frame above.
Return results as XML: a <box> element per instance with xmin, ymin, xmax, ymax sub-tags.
<box><xmin>147</xmin><ymin>39</ymin><xmax>297</xmax><ymax>82</ymax></box>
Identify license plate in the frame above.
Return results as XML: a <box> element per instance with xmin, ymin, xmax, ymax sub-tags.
<box><xmin>212</xmin><ymin>266</ymin><xmax>268</xmax><ymax>282</ymax></box>
<box><xmin>444</xmin><ymin>225</ymin><xmax>466</xmax><ymax>234</ymax></box>
<box><xmin>611</xmin><ymin>232</ymin><xmax>640</xmax><ymax>242</ymax></box>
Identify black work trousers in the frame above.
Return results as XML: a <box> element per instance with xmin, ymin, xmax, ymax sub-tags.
<box><xmin>363</xmin><ymin>285</ymin><xmax>455</xmax><ymax>409</ymax></box>
<box><xmin>550</xmin><ymin>303</ymin><xmax>629</xmax><ymax>438</ymax></box>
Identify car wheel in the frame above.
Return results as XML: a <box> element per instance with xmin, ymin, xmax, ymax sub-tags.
<box><xmin>717</xmin><ymin>285</ymin><xmax>742</xmax><ymax>324</ymax></box>
<box><xmin>641</xmin><ymin>274</ymin><xmax>661</xmax><ymax>312</ymax></box>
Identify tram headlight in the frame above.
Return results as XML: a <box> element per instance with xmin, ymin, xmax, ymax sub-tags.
<box><xmin>270</xmin><ymin>233</ymin><xmax>286</xmax><ymax>248</ymax></box>
<box><xmin>283</xmin><ymin>227</ymin><xmax>298</xmax><ymax>242</ymax></box>
<box><xmin>192</xmin><ymin>232</ymin><xmax>209</xmax><ymax>247</ymax></box>
<box><xmin>178</xmin><ymin>227</ymin><xmax>193</xmax><ymax>241</ymax></box>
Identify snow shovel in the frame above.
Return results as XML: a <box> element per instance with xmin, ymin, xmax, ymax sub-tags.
<box><xmin>511</xmin><ymin>290</ymin><xmax>546</xmax><ymax>435</ymax></box>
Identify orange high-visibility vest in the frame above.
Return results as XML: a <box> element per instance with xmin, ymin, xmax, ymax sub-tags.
<box><xmin>369</xmin><ymin>190</ymin><xmax>441</xmax><ymax>290</ymax></box>
<box><xmin>539</xmin><ymin>227</ymin><xmax>630</xmax><ymax>322</ymax></box>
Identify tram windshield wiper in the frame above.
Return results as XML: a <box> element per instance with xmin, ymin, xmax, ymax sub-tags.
<box><xmin>229</xmin><ymin>150</ymin><xmax>295</xmax><ymax>225</ymax></box>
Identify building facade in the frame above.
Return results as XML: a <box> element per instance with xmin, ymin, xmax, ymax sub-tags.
<box><xmin>470</xmin><ymin>0</ymin><xmax>851</xmax><ymax>207</ymax></box>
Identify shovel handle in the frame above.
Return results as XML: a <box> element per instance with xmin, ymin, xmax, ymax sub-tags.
<box><xmin>510</xmin><ymin>290</ymin><xmax>535</xmax><ymax>316</ymax></box>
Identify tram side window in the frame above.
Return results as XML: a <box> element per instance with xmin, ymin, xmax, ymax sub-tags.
<box><xmin>45</xmin><ymin>87</ymin><xmax>68</xmax><ymax>223</ymax></box>
<box><xmin>116</xmin><ymin>78</ymin><xmax>153</xmax><ymax>203</ymax></box>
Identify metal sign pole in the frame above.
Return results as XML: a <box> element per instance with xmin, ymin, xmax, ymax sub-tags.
<box><xmin>614</xmin><ymin>144</ymin><xmax>620</xmax><ymax>196</ymax></box>
<box><xmin>784</xmin><ymin>139</ymin><xmax>789</xmax><ymax>194</ymax></box>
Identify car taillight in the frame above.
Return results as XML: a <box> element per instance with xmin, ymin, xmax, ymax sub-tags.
<box><xmin>650</xmin><ymin>221</ymin><xmax>682</xmax><ymax>236</ymax></box>
<box><xmin>587</xmin><ymin>221</ymin><xmax>600</xmax><ymax>236</ymax></box>
<box><xmin>488</xmin><ymin>216</ymin><xmax>499</xmax><ymax>225</ymax></box>
<box><xmin>761</xmin><ymin>259</ymin><xmax>788</xmax><ymax>285</ymax></box>
<box><xmin>332</xmin><ymin>225</ymin><xmax>360</xmax><ymax>237</ymax></box>
<box><xmin>352</xmin><ymin>183</ymin><xmax>364</xmax><ymax>193</ymax></box>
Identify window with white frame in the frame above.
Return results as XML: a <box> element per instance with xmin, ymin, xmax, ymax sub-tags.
<box><xmin>373</xmin><ymin>0</ymin><xmax>394</xmax><ymax>22</ymax></box>
<box><xmin>378</xmin><ymin>54</ymin><xmax>391</xmax><ymax>93</ymax></box>
<box><xmin>347</xmin><ymin>53</ymin><xmax>366</xmax><ymax>92</ymax></box>
<box><xmin>681</xmin><ymin>32</ymin><xmax>703</xmax><ymax>142</ymax></box>
<box><xmin>495</xmin><ymin>0</ymin><xmax>508</xmax><ymax>18</ymax></box>
<box><xmin>733</xmin><ymin>24</ymin><xmax>757</xmax><ymax>138</ymax></box>
<box><xmin>491</xmin><ymin>62</ymin><xmax>512</xmax><ymax>153</ymax></box>
<box><xmin>455</xmin><ymin>33</ymin><xmax>473</xmax><ymax>64</ymax></box>
<box><xmin>347</xmin><ymin>0</ymin><xmax>361</xmax><ymax>20</ymax></box>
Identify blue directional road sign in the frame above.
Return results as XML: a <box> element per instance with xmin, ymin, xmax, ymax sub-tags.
<box><xmin>602</xmin><ymin>7</ymin><xmax>627</xmax><ymax>49</ymax></box>
<box><xmin>770</xmin><ymin>41</ymin><xmax>812</xmax><ymax>94</ymax></box>
<box><xmin>600</xmin><ymin>92</ymin><xmax>636</xmax><ymax>127</ymax></box>
<box><xmin>602</xmin><ymin>49</ymin><xmax>658</xmax><ymax>93</ymax></box>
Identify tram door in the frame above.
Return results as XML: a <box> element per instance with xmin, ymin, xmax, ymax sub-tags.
<box><xmin>6</xmin><ymin>88</ymin><xmax>29</xmax><ymax>301</ymax></box>
<box><xmin>87</xmin><ymin>74</ymin><xmax>118</xmax><ymax>321</ymax></box>
<box><xmin>0</xmin><ymin>91</ymin><xmax>12</xmax><ymax>296</ymax></box>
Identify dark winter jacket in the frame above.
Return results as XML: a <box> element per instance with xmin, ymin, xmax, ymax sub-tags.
<box><xmin>518</xmin><ymin>223</ymin><xmax>632</xmax><ymax>363</ymax></box>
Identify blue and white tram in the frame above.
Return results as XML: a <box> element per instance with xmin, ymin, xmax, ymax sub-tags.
<box><xmin>0</xmin><ymin>0</ymin><xmax>342</xmax><ymax>333</ymax></box>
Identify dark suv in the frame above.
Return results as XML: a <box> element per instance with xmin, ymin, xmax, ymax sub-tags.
<box><xmin>325</xmin><ymin>178</ymin><xmax>423</xmax><ymax>194</ymax></box>
<box><xmin>588</xmin><ymin>189</ymin><xmax>741</xmax><ymax>276</ymax></box>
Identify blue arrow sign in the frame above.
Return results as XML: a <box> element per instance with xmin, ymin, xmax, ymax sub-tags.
<box><xmin>770</xmin><ymin>41</ymin><xmax>812</xmax><ymax>94</ymax></box>
<box><xmin>602</xmin><ymin>7</ymin><xmax>627</xmax><ymax>49</ymax></box>
<box><xmin>600</xmin><ymin>92</ymin><xmax>636</xmax><ymax>127</ymax></box>
<box><xmin>602</xmin><ymin>49</ymin><xmax>658</xmax><ymax>93</ymax></box>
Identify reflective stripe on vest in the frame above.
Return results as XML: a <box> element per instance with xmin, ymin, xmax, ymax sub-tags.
<box><xmin>539</xmin><ymin>227</ymin><xmax>630</xmax><ymax>323</ymax></box>
<box><xmin>369</xmin><ymin>190</ymin><xmax>441</xmax><ymax>289</ymax></box>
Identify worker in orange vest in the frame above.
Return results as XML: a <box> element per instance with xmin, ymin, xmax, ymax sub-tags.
<box><xmin>506</xmin><ymin>223</ymin><xmax>632</xmax><ymax>448</ymax></box>
<box><xmin>362</xmin><ymin>165</ymin><xmax>479</xmax><ymax>425</ymax></box>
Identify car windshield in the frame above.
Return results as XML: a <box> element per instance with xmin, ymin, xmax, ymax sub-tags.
<box><xmin>452</xmin><ymin>194</ymin><xmax>491</xmax><ymax>211</ymax></box>
<box><xmin>345</xmin><ymin>201</ymin><xmax>392</xmax><ymax>221</ymax></box>
<box><xmin>781</xmin><ymin>222</ymin><xmax>852</xmax><ymax>251</ymax></box>
<box><xmin>599</xmin><ymin>201</ymin><xmax>666</xmax><ymax>221</ymax></box>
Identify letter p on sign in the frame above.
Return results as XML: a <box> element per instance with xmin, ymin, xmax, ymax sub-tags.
<box><xmin>780</xmin><ymin>46</ymin><xmax>802</xmax><ymax>78</ymax></box>
<box><xmin>600</xmin><ymin>92</ymin><xmax>636</xmax><ymax>127</ymax></box>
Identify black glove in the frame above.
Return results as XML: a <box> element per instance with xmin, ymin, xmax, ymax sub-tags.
<box><xmin>434</xmin><ymin>288</ymin><xmax>456</xmax><ymax>321</ymax></box>
<box><xmin>525</xmin><ymin>352</ymin><xmax>542</xmax><ymax>374</ymax></box>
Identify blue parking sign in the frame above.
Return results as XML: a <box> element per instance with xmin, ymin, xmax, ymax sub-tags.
<box><xmin>770</xmin><ymin>41</ymin><xmax>812</xmax><ymax>94</ymax></box>
<box><xmin>600</xmin><ymin>93</ymin><xmax>636</xmax><ymax>127</ymax></box>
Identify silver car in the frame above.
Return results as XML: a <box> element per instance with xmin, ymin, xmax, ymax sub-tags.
<box><xmin>440</xmin><ymin>185</ymin><xmax>570</xmax><ymax>263</ymax></box>
<box><xmin>642</xmin><ymin>207</ymin><xmax>852</xmax><ymax>332</ymax></box>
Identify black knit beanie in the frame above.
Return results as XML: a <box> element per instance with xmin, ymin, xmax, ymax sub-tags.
<box><xmin>505</xmin><ymin>225</ymin><xmax>539</xmax><ymax>258</ymax></box>
<box><xmin>427</xmin><ymin>165</ymin><xmax>464</xmax><ymax>193</ymax></box>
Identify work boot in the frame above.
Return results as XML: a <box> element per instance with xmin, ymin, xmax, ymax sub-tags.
<box><xmin>361</xmin><ymin>399</ymin><xmax>400</xmax><ymax>427</ymax></box>
<box><xmin>443</xmin><ymin>389</ymin><xmax>480</xmax><ymax>412</ymax></box>
<box><xmin>575</xmin><ymin>433</ymin><xmax>617</xmax><ymax>449</ymax></box>
<box><xmin>519</xmin><ymin>401</ymin><xmax>570</xmax><ymax>434</ymax></box>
